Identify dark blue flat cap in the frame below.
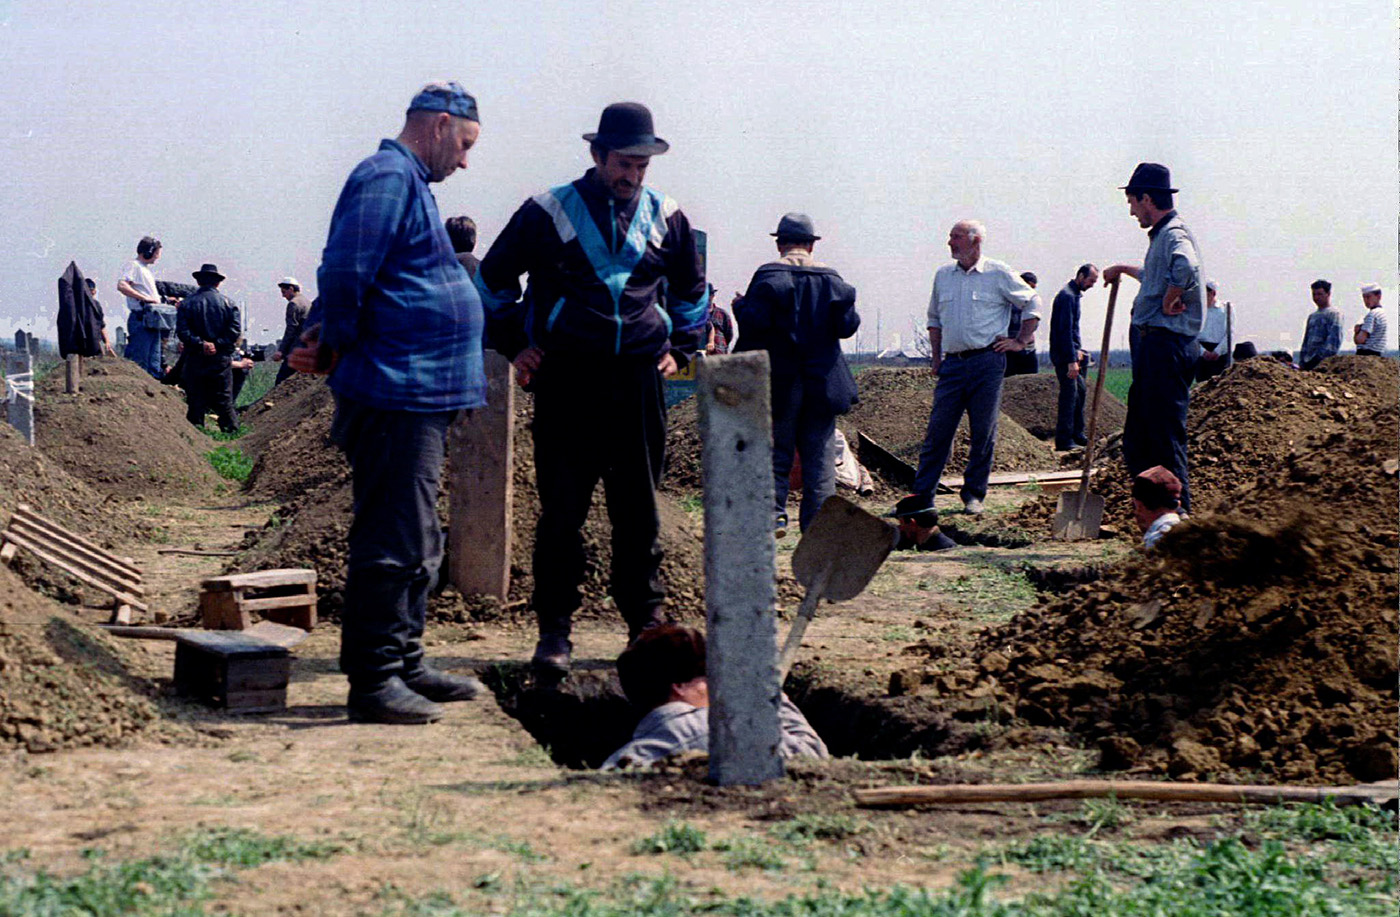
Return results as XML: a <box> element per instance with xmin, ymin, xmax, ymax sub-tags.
<box><xmin>771</xmin><ymin>212</ymin><xmax>820</xmax><ymax>241</ymax></box>
<box><xmin>408</xmin><ymin>81</ymin><xmax>479</xmax><ymax>123</ymax></box>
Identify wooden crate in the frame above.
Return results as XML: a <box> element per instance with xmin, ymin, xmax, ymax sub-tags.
<box><xmin>199</xmin><ymin>568</ymin><xmax>317</xmax><ymax>632</ymax></box>
<box><xmin>174</xmin><ymin>631</ymin><xmax>291</xmax><ymax>713</ymax></box>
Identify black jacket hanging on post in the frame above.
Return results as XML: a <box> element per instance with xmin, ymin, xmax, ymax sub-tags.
<box><xmin>57</xmin><ymin>262</ymin><xmax>104</xmax><ymax>358</ymax></box>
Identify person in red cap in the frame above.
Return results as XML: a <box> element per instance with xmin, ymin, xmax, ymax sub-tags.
<box><xmin>1132</xmin><ymin>465</ymin><xmax>1183</xmax><ymax>548</ymax></box>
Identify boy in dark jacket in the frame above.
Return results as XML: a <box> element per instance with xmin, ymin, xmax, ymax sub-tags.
<box><xmin>734</xmin><ymin>213</ymin><xmax>860</xmax><ymax>534</ymax></box>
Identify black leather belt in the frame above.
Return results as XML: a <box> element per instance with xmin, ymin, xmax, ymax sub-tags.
<box><xmin>946</xmin><ymin>345</ymin><xmax>993</xmax><ymax>359</ymax></box>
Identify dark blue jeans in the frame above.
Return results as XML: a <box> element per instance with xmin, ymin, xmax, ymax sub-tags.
<box><xmin>1124</xmin><ymin>325</ymin><xmax>1198</xmax><ymax>511</ymax></box>
<box><xmin>1054</xmin><ymin>360</ymin><xmax>1086</xmax><ymax>449</ymax></box>
<box><xmin>913</xmin><ymin>350</ymin><xmax>1005</xmax><ymax>502</ymax></box>
<box><xmin>771</xmin><ymin>376</ymin><xmax>837</xmax><ymax>532</ymax></box>
<box><xmin>331</xmin><ymin>395</ymin><xmax>458</xmax><ymax>688</ymax></box>
<box><xmin>124</xmin><ymin>314</ymin><xmax>163</xmax><ymax>379</ymax></box>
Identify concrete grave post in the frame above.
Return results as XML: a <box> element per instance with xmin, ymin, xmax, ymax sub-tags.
<box><xmin>697</xmin><ymin>352</ymin><xmax>784</xmax><ymax>785</ymax></box>
<box><xmin>4</xmin><ymin>351</ymin><xmax>35</xmax><ymax>446</ymax></box>
<box><xmin>65</xmin><ymin>354</ymin><xmax>81</xmax><ymax>394</ymax></box>
<box><xmin>447</xmin><ymin>350</ymin><xmax>514</xmax><ymax>600</ymax></box>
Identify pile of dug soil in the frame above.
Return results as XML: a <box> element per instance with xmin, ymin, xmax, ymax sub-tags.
<box><xmin>908</xmin><ymin>369</ymin><xmax>1399</xmax><ymax>784</ymax></box>
<box><xmin>0</xmin><ymin>565</ymin><xmax>160</xmax><ymax>753</ymax></box>
<box><xmin>662</xmin><ymin>368</ymin><xmax>1059</xmax><ymax>496</ymax></box>
<box><xmin>235</xmin><ymin>389</ymin><xmax>707</xmax><ymax>625</ymax></box>
<box><xmin>1004</xmin><ymin>355</ymin><xmax>1399</xmax><ymax>538</ymax></box>
<box><xmin>999</xmin><ymin>372</ymin><xmax>1127</xmax><ymax>442</ymax></box>
<box><xmin>33</xmin><ymin>357</ymin><xmax>217</xmax><ymax>499</ymax></box>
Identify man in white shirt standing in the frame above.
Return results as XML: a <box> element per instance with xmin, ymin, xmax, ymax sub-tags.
<box><xmin>1353</xmin><ymin>283</ymin><xmax>1387</xmax><ymax>356</ymax></box>
<box><xmin>905</xmin><ymin>220</ymin><xmax>1041</xmax><ymax>516</ymax></box>
<box><xmin>1194</xmin><ymin>280</ymin><xmax>1230</xmax><ymax>383</ymax></box>
<box><xmin>117</xmin><ymin>235</ymin><xmax>163</xmax><ymax>378</ymax></box>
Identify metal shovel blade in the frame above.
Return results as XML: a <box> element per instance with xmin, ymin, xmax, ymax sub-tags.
<box><xmin>778</xmin><ymin>496</ymin><xmax>898</xmax><ymax>679</ymax></box>
<box><xmin>1053</xmin><ymin>489</ymin><xmax>1105</xmax><ymax>541</ymax></box>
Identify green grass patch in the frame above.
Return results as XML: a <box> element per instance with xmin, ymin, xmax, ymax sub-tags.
<box><xmin>1101</xmin><ymin>366</ymin><xmax>1132</xmax><ymax>405</ymax></box>
<box><xmin>631</xmin><ymin>821</ymin><xmax>708</xmax><ymax>856</ymax></box>
<box><xmin>943</xmin><ymin>560</ymin><xmax>1038</xmax><ymax>623</ymax></box>
<box><xmin>206</xmin><ymin>445</ymin><xmax>253</xmax><ymax>482</ymax></box>
<box><xmin>236</xmin><ymin>362</ymin><xmax>277</xmax><ymax>409</ymax></box>
<box><xmin>206</xmin><ymin>425</ymin><xmax>249</xmax><ymax>442</ymax></box>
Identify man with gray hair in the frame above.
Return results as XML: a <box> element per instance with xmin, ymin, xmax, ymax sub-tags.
<box><xmin>289</xmin><ymin>81</ymin><xmax>486</xmax><ymax>724</ymax></box>
<box><xmin>904</xmin><ymin>220</ymin><xmax>1041</xmax><ymax>516</ymax></box>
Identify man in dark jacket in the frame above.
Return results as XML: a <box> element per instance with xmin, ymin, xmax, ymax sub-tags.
<box><xmin>271</xmin><ymin>277</ymin><xmax>311</xmax><ymax>385</ymax></box>
<box><xmin>476</xmin><ymin>102</ymin><xmax>707</xmax><ymax>679</ymax></box>
<box><xmin>734</xmin><ymin>213</ymin><xmax>860</xmax><ymax>534</ymax></box>
<box><xmin>176</xmin><ymin>263</ymin><xmax>241</xmax><ymax>433</ymax></box>
<box><xmin>1049</xmin><ymin>263</ymin><xmax>1099</xmax><ymax>450</ymax></box>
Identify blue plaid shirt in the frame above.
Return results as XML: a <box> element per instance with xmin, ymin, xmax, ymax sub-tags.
<box><xmin>312</xmin><ymin>138</ymin><xmax>484</xmax><ymax>412</ymax></box>
<box><xmin>1300</xmin><ymin>306</ymin><xmax>1343</xmax><ymax>366</ymax></box>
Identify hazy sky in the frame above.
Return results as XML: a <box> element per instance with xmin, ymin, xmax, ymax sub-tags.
<box><xmin>1</xmin><ymin>0</ymin><xmax>1394</xmax><ymax>354</ymax></box>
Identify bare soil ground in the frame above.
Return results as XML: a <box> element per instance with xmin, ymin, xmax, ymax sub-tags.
<box><xmin>0</xmin><ymin>353</ymin><xmax>1394</xmax><ymax>912</ymax></box>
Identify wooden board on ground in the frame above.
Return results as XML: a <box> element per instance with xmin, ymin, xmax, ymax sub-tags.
<box><xmin>200</xmin><ymin>568</ymin><xmax>317</xmax><ymax>632</ymax></box>
<box><xmin>1</xmin><ymin>504</ymin><xmax>148</xmax><ymax>620</ymax></box>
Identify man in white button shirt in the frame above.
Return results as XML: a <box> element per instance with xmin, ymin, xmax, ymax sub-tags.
<box><xmin>905</xmin><ymin>220</ymin><xmax>1041</xmax><ymax>515</ymax></box>
<box><xmin>117</xmin><ymin>235</ymin><xmax>164</xmax><ymax>378</ymax></box>
<box><xmin>1194</xmin><ymin>281</ymin><xmax>1230</xmax><ymax>383</ymax></box>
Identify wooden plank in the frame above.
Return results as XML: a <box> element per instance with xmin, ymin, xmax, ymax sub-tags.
<box><xmin>223</xmin><ymin>689</ymin><xmax>287</xmax><ymax>713</ymax></box>
<box><xmin>856</xmin><ymin>432</ymin><xmax>915</xmax><ymax>488</ymax></box>
<box><xmin>259</xmin><ymin>603</ymin><xmax>316</xmax><ymax>633</ymax></box>
<box><xmin>8</xmin><ymin>519</ymin><xmax>144</xmax><ymax>592</ymax></box>
<box><xmin>448</xmin><ymin>350</ymin><xmax>514</xmax><ymax>600</ymax></box>
<box><xmin>238</xmin><ymin>593</ymin><xmax>316</xmax><ymax>612</ymax></box>
<box><xmin>200</xmin><ymin>591</ymin><xmax>250</xmax><ymax>631</ymax></box>
<box><xmin>0</xmin><ymin>541</ymin><xmax>16</xmax><ymax>565</ymax></box>
<box><xmin>245</xmin><ymin>620</ymin><xmax>310</xmax><ymax>648</ymax></box>
<box><xmin>100</xmin><ymin>626</ymin><xmax>194</xmax><ymax>641</ymax></box>
<box><xmin>109</xmin><ymin>604</ymin><xmax>133</xmax><ymax>626</ymax></box>
<box><xmin>225</xmin><ymin>656</ymin><xmax>292</xmax><ymax>691</ymax></box>
<box><xmin>853</xmin><ymin>780</ymin><xmax>1398</xmax><ymax>809</ymax></box>
<box><xmin>0</xmin><ymin>529</ymin><xmax>148</xmax><ymax>612</ymax></box>
<box><xmin>15</xmin><ymin>505</ymin><xmax>142</xmax><ymax>576</ymax></box>
<box><xmin>201</xmin><ymin>568</ymin><xmax>316</xmax><ymax>591</ymax></box>
<box><xmin>176</xmin><ymin>630</ymin><xmax>292</xmax><ymax>655</ymax></box>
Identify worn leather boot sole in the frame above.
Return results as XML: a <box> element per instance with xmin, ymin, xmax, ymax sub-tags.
<box><xmin>402</xmin><ymin>669</ymin><xmax>485</xmax><ymax>703</ymax></box>
<box><xmin>347</xmin><ymin>676</ymin><xmax>444</xmax><ymax>724</ymax></box>
<box><xmin>347</xmin><ymin>701</ymin><xmax>443</xmax><ymax>725</ymax></box>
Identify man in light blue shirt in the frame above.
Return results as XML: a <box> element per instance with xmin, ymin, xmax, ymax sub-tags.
<box><xmin>1104</xmin><ymin>163</ymin><xmax>1203</xmax><ymax>512</ymax></box>
<box><xmin>907</xmin><ymin>220</ymin><xmax>1041</xmax><ymax>515</ymax></box>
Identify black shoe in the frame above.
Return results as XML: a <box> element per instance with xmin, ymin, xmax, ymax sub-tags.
<box><xmin>1073</xmin><ymin>437</ymin><xmax>1089</xmax><ymax>447</ymax></box>
<box><xmin>922</xmin><ymin>531</ymin><xmax>957</xmax><ymax>552</ymax></box>
<box><xmin>402</xmin><ymin>665</ymin><xmax>485</xmax><ymax>703</ymax></box>
<box><xmin>347</xmin><ymin>676</ymin><xmax>444</xmax><ymax>725</ymax></box>
<box><xmin>531</xmin><ymin>633</ymin><xmax>572</xmax><ymax>680</ymax></box>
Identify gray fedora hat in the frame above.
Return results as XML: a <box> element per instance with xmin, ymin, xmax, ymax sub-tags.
<box><xmin>771</xmin><ymin>212</ymin><xmax>820</xmax><ymax>242</ymax></box>
<box><xmin>582</xmin><ymin>102</ymin><xmax>669</xmax><ymax>156</ymax></box>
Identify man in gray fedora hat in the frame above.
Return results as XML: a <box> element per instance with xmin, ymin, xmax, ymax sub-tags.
<box><xmin>476</xmin><ymin>101</ymin><xmax>707</xmax><ymax>681</ymax></box>
<box><xmin>1103</xmin><ymin>162</ymin><xmax>1204</xmax><ymax>512</ymax></box>
<box><xmin>734</xmin><ymin>212</ymin><xmax>860</xmax><ymax>535</ymax></box>
<box><xmin>176</xmin><ymin>263</ymin><xmax>241</xmax><ymax>433</ymax></box>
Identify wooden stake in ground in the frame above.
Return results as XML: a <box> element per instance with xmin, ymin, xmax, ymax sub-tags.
<box><xmin>64</xmin><ymin>354</ymin><xmax>81</xmax><ymax>394</ymax></box>
<box><xmin>698</xmin><ymin>352</ymin><xmax>783</xmax><ymax>786</ymax></box>
<box><xmin>853</xmin><ymin>780</ymin><xmax>1398</xmax><ymax>809</ymax></box>
<box><xmin>448</xmin><ymin>350</ymin><xmax>514</xmax><ymax>600</ymax></box>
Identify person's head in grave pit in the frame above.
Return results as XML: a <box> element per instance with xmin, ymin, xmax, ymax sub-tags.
<box><xmin>1132</xmin><ymin>465</ymin><xmax>1183</xmax><ymax>549</ymax></box>
<box><xmin>602</xmin><ymin>624</ymin><xmax>829</xmax><ymax>770</ymax></box>
<box><xmin>887</xmin><ymin>494</ymin><xmax>956</xmax><ymax>552</ymax></box>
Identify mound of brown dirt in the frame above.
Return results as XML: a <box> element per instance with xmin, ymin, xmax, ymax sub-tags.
<box><xmin>33</xmin><ymin>356</ymin><xmax>217</xmax><ymax>499</ymax></box>
<box><xmin>0</xmin><ymin>565</ymin><xmax>160</xmax><ymax>753</ymax></box>
<box><xmin>918</xmin><ymin>392</ymin><xmax>1399</xmax><ymax>784</ymax></box>
<box><xmin>1004</xmin><ymin>355</ymin><xmax>1400</xmax><ymax>537</ymax></box>
<box><xmin>239</xmin><ymin>373</ymin><xmax>345</xmax><ymax>500</ymax></box>
<box><xmin>234</xmin><ymin>392</ymin><xmax>707</xmax><ymax>626</ymax></box>
<box><xmin>999</xmin><ymin>372</ymin><xmax>1127</xmax><ymax>441</ymax></box>
<box><xmin>662</xmin><ymin>369</ymin><xmax>1058</xmax><ymax>497</ymax></box>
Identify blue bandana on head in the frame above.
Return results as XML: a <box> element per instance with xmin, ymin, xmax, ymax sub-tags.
<box><xmin>407</xmin><ymin>81</ymin><xmax>479</xmax><ymax>123</ymax></box>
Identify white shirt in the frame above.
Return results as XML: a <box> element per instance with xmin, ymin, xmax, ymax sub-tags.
<box><xmin>1360</xmin><ymin>306</ymin><xmax>1388</xmax><ymax>352</ymax></box>
<box><xmin>1143</xmin><ymin>512</ymin><xmax>1181</xmax><ymax>549</ymax></box>
<box><xmin>120</xmin><ymin>259</ymin><xmax>158</xmax><ymax>314</ymax></box>
<box><xmin>926</xmin><ymin>256</ymin><xmax>1042</xmax><ymax>354</ymax></box>
<box><xmin>1198</xmin><ymin>305</ymin><xmax>1228</xmax><ymax>347</ymax></box>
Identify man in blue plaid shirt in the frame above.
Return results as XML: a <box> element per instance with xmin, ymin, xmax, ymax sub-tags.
<box><xmin>290</xmin><ymin>82</ymin><xmax>486</xmax><ymax>724</ymax></box>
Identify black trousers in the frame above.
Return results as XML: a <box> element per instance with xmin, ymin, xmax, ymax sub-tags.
<box><xmin>1053</xmin><ymin>360</ymin><xmax>1086</xmax><ymax>449</ymax></box>
<box><xmin>531</xmin><ymin>354</ymin><xmax>666</xmax><ymax>638</ymax></box>
<box><xmin>1193</xmin><ymin>350</ymin><xmax>1228</xmax><ymax>383</ymax></box>
<box><xmin>1003</xmin><ymin>349</ymin><xmax>1039</xmax><ymax>376</ymax></box>
<box><xmin>185</xmin><ymin>354</ymin><xmax>238</xmax><ymax>433</ymax></box>
<box><xmin>330</xmin><ymin>395</ymin><xmax>458</xmax><ymax>688</ymax></box>
<box><xmin>275</xmin><ymin>359</ymin><xmax>297</xmax><ymax>385</ymax></box>
<box><xmin>1124</xmin><ymin>326</ymin><xmax>1198</xmax><ymax>512</ymax></box>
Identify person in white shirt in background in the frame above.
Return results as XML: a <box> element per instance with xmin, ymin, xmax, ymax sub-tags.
<box><xmin>1353</xmin><ymin>283</ymin><xmax>1388</xmax><ymax>356</ymax></box>
<box><xmin>117</xmin><ymin>235</ymin><xmax>163</xmax><ymax>378</ymax></box>
<box><xmin>1194</xmin><ymin>281</ymin><xmax>1230</xmax><ymax>383</ymax></box>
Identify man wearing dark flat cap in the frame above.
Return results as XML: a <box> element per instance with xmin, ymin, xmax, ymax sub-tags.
<box><xmin>1103</xmin><ymin>163</ymin><xmax>1204</xmax><ymax>513</ymax></box>
<box><xmin>733</xmin><ymin>213</ymin><xmax>860</xmax><ymax>535</ymax></box>
<box><xmin>176</xmin><ymin>263</ymin><xmax>241</xmax><ymax>433</ymax></box>
<box><xmin>289</xmin><ymin>81</ymin><xmax>487</xmax><ymax>724</ymax></box>
<box><xmin>476</xmin><ymin>101</ymin><xmax>707</xmax><ymax>680</ymax></box>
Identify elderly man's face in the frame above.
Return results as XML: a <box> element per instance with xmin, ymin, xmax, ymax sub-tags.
<box><xmin>592</xmin><ymin>150</ymin><xmax>651</xmax><ymax>201</ymax></box>
<box><xmin>1078</xmin><ymin>268</ymin><xmax>1100</xmax><ymax>291</ymax></box>
<box><xmin>425</xmin><ymin>116</ymin><xmax>480</xmax><ymax>183</ymax></box>
<box><xmin>948</xmin><ymin>224</ymin><xmax>980</xmax><ymax>262</ymax></box>
<box><xmin>1312</xmin><ymin>287</ymin><xmax>1331</xmax><ymax>308</ymax></box>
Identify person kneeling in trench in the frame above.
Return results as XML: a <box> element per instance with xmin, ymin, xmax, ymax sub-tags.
<box><xmin>1133</xmin><ymin>465</ymin><xmax>1184</xmax><ymax>549</ymax></box>
<box><xmin>601</xmin><ymin>625</ymin><xmax>829</xmax><ymax>770</ymax></box>
<box><xmin>887</xmin><ymin>494</ymin><xmax>957</xmax><ymax>552</ymax></box>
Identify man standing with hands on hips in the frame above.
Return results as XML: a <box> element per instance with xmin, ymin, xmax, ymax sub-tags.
<box><xmin>903</xmin><ymin>220</ymin><xmax>1041</xmax><ymax>518</ymax></box>
<box><xmin>1103</xmin><ymin>163</ymin><xmax>1204</xmax><ymax>513</ymax></box>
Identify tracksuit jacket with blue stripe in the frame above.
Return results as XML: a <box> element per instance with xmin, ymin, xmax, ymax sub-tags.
<box><xmin>475</xmin><ymin>169</ymin><xmax>708</xmax><ymax>364</ymax></box>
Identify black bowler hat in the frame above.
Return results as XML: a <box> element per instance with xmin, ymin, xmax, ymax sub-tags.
<box><xmin>1232</xmin><ymin>341</ymin><xmax>1259</xmax><ymax>361</ymax></box>
<box><xmin>771</xmin><ymin>212</ymin><xmax>821</xmax><ymax>242</ymax></box>
<box><xmin>192</xmin><ymin>263</ymin><xmax>225</xmax><ymax>283</ymax></box>
<box><xmin>583</xmin><ymin>102</ymin><xmax>669</xmax><ymax>156</ymax></box>
<box><xmin>1120</xmin><ymin>162</ymin><xmax>1178</xmax><ymax>194</ymax></box>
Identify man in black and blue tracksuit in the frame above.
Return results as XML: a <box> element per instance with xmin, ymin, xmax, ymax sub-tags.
<box><xmin>476</xmin><ymin>102</ymin><xmax>707</xmax><ymax>678</ymax></box>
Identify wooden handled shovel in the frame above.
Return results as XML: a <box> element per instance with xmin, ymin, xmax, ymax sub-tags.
<box><xmin>1053</xmin><ymin>276</ymin><xmax>1119</xmax><ymax>541</ymax></box>
<box><xmin>776</xmin><ymin>496</ymin><xmax>898</xmax><ymax>682</ymax></box>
